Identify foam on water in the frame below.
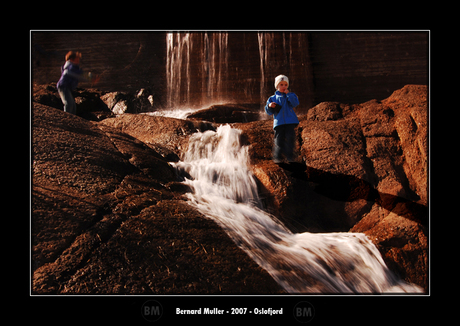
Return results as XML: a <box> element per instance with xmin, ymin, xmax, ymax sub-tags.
<box><xmin>144</xmin><ymin>107</ymin><xmax>200</xmax><ymax>120</ymax></box>
<box><xmin>172</xmin><ymin>125</ymin><xmax>423</xmax><ymax>293</ymax></box>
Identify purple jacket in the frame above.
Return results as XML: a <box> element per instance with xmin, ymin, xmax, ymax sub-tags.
<box><xmin>57</xmin><ymin>61</ymin><xmax>85</xmax><ymax>90</ymax></box>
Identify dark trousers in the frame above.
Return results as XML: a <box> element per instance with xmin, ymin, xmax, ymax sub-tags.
<box><xmin>273</xmin><ymin>124</ymin><xmax>296</xmax><ymax>162</ymax></box>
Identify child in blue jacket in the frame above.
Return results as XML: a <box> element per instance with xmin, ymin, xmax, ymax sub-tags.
<box><xmin>264</xmin><ymin>75</ymin><xmax>300</xmax><ymax>163</ymax></box>
<box><xmin>56</xmin><ymin>51</ymin><xmax>98</xmax><ymax>114</ymax></box>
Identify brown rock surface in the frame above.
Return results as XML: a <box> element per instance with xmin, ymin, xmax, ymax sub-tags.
<box><xmin>351</xmin><ymin>202</ymin><xmax>428</xmax><ymax>291</ymax></box>
<box><xmin>31</xmin><ymin>84</ymin><xmax>428</xmax><ymax>293</ymax></box>
<box><xmin>33</xmin><ymin>83</ymin><xmax>113</xmax><ymax>121</ymax></box>
<box><xmin>31</xmin><ymin>102</ymin><xmax>281</xmax><ymax>294</ymax></box>
<box><xmin>99</xmin><ymin>113</ymin><xmax>215</xmax><ymax>161</ymax></box>
<box><xmin>187</xmin><ymin>103</ymin><xmax>262</xmax><ymax>123</ymax></box>
<box><xmin>236</xmin><ymin>85</ymin><xmax>428</xmax><ymax>291</ymax></box>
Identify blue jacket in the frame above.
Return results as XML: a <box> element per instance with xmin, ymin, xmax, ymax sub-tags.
<box><xmin>57</xmin><ymin>61</ymin><xmax>85</xmax><ymax>90</ymax></box>
<box><xmin>265</xmin><ymin>91</ymin><xmax>300</xmax><ymax>129</ymax></box>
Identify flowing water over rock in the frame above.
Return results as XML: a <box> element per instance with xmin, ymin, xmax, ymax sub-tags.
<box><xmin>164</xmin><ymin>32</ymin><xmax>316</xmax><ymax>110</ymax></box>
<box><xmin>173</xmin><ymin>125</ymin><xmax>422</xmax><ymax>293</ymax></box>
<box><xmin>31</xmin><ymin>31</ymin><xmax>429</xmax><ymax>295</ymax></box>
<box><xmin>166</xmin><ymin>32</ymin><xmax>230</xmax><ymax>108</ymax></box>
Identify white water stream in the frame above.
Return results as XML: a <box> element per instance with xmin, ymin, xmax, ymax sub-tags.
<box><xmin>173</xmin><ymin>125</ymin><xmax>422</xmax><ymax>293</ymax></box>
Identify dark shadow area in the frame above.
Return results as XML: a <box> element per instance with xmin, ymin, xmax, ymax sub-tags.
<box><xmin>278</xmin><ymin>162</ymin><xmax>428</xmax><ymax>229</ymax></box>
<box><xmin>187</xmin><ymin>104</ymin><xmax>262</xmax><ymax>123</ymax></box>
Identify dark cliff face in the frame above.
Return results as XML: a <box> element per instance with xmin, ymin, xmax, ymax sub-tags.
<box><xmin>32</xmin><ymin>31</ymin><xmax>428</xmax><ymax>110</ymax></box>
<box><xmin>308</xmin><ymin>32</ymin><xmax>428</xmax><ymax>104</ymax></box>
<box><xmin>32</xmin><ymin>32</ymin><xmax>166</xmax><ymax>95</ymax></box>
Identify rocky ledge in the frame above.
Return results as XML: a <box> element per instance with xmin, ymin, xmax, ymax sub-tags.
<box><xmin>32</xmin><ymin>84</ymin><xmax>428</xmax><ymax>293</ymax></box>
<box><xmin>236</xmin><ymin>85</ymin><xmax>428</xmax><ymax>291</ymax></box>
<box><xmin>32</xmin><ymin>102</ymin><xmax>281</xmax><ymax>294</ymax></box>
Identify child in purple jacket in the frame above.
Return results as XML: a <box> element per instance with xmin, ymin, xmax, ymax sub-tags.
<box><xmin>56</xmin><ymin>51</ymin><xmax>98</xmax><ymax>114</ymax></box>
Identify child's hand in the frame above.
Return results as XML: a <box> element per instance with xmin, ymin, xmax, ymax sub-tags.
<box><xmin>283</xmin><ymin>89</ymin><xmax>290</xmax><ymax>94</ymax></box>
<box><xmin>269</xmin><ymin>102</ymin><xmax>277</xmax><ymax>108</ymax></box>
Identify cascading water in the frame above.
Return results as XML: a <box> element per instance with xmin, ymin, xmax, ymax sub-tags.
<box><xmin>166</xmin><ymin>32</ymin><xmax>229</xmax><ymax>109</ymax></box>
<box><xmin>257</xmin><ymin>32</ymin><xmax>275</xmax><ymax>104</ymax></box>
<box><xmin>203</xmin><ymin>32</ymin><xmax>229</xmax><ymax>102</ymax></box>
<box><xmin>165</xmin><ymin>32</ymin><xmax>315</xmax><ymax>114</ymax></box>
<box><xmin>173</xmin><ymin>125</ymin><xmax>423</xmax><ymax>294</ymax></box>
<box><xmin>166</xmin><ymin>32</ymin><xmax>191</xmax><ymax>108</ymax></box>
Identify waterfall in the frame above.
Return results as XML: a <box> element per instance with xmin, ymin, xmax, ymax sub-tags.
<box><xmin>257</xmin><ymin>32</ymin><xmax>275</xmax><ymax>104</ymax></box>
<box><xmin>203</xmin><ymin>32</ymin><xmax>229</xmax><ymax>103</ymax></box>
<box><xmin>173</xmin><ymin>125</ymin><xmax>423</xmax><ymax>293</ymax></box>
<box><xmin>166</xmin><ymin>32</ymin><xmax>229</xmax><ymax>108</ymax></box>
<box><xmin>165</xmin><ymin>32</ymin><xmax>315</xmax><ymax>112</ymax></box>
<box><xmin>166</xmin><ymin>32</ymin><xmax>191</xmax><ymax>108</ymax></box>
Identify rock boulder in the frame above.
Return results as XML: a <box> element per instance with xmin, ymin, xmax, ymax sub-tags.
<box><xmin>32</xmin><ymin>102</ymin><xmax>281</xmax><ymax>294</ymax></box>
<box><xmin>101</xmin><ymin>88</ymin><xmax>155</xmax><ymax>115</ymax></box>
<box><xmin>31</xmin><ymin>83</ymin><xmax>428</xmax><ymax>293</ymax></box>
<box><xmin>237</xmin><ymin>85</ymin><xmax>428</xmax><ymax>291</ymax></box>
<box><xmin>99</xmin><ymin>113</ymin><xmax>215</xmax><ymax>161</ymax></box>
<box><xmin>187</xmin><ymin>103</ymin><xmax>262</xmax><ymax>123</ymax></box>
